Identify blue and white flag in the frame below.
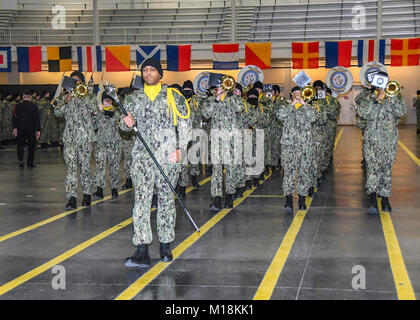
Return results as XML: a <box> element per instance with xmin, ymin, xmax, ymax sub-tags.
<box><xmin>135</xmin><ymin>45</ymin><xmax>161</xmax><ymax>69</ymax></box>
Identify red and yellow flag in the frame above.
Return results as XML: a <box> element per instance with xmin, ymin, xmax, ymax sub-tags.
<box><xmin>292</xmin><ymin>42</ymin><xmax>319</xmax><ymax>69</ymax></box>
<box><xmin>105</xmin><ymin>46</ymin><xmax>131</xmax><ymax>72</ymax></box>
<box><xmin>391</xmin><ymin>38</ymin><xmax>420</xmax><ymax>66</ymax></box>
<box><xmin>245</xmin><ymin>42</ymin><xmax>271</xmax><ymax>69</ymax></box>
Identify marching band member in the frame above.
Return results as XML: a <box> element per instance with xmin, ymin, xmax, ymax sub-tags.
<box><xmin>358</xmin><ymin>72</ymin><xmax>406</xmax><ymax>213</ymax></box>
<box><xmin>201</xmin><ymin>74</ymin><xmax>243</xmax><ymax>210</ymax></box>
<box><xmin>122</xmin><ymin>58</ymin><xmax>192</xmax><ymax>267</ymax></box>
<box><xmin>53</xmin><ymin>71</ymin><xmax>98</xmax><ymax>210</ymax></box>
<box><xmin>92</xmin><ymin>92</ymin><xmax>122</xmax><ymax>201</ymax></box>
<box><xmin>276</xmin><ymin>86</ymin><xmax>319</xmax><ymax>213</ymax></box>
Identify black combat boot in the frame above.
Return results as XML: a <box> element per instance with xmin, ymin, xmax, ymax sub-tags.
<box><xmin>121</xmin><ymin>178</ymin><xmax>132</xmax><ymax>190</ymax></box>
<box><xmin>298</xmin><ymin>195</ymin><xmax>307</xmax><ymax>210</ymax></box>
<box><xmin>246</xmin><ymin>180</ymin><xmax>253</xmax><ymax>189</ymax></box>
<box><xmin>82</xmin><ymin>194</ymin><xmax>91</xmax><ymax>207</ymax></box>
<box><xmin>210</xmin><ymin>196</ymin><xmax>222</xmax><ymax>211</ymax></box>
<box><xmin>285</xmin><ymin>195</ymin><xmax>293</xmax><ymax>213</ymax></box>
<box><xmin>191</xmin><ymin>175</ymin><xmax>199</xmax><ymax>188</ymax></box>
<box><xmin>381</xmin><ymin>197</ymin><xmax>392</xmax><ymax>212</ymax></box>
<box><xmin>160</xmin><ymin>243</ymin><xmax>173</xmax><ymax>263</ymax></box>
<box><xmin>66</xmin><ymin>197</ymin><xmax>77</xmax><ymax>211</ymax></box>
<box><xmin>151</xmin><ymin>194</ymin><xmax>158</xmax><ymax>209</ymax></box>
<box><xmin>368</xmin><ymin>193</ymin><xmax>378</xmax><ymax>214</ymax></box>
<box><xmin>125</xmin><ymin>244</ymin><xmax>151</xmax><ymax>267</ymax></box>
<box><xmin>111</xmin><ymin>188</ymin><xmax>118</xmax><ymax>200</ymax></box>
<box><xmin>253</xmin><ymin>178</ymin><xmax>260</xmax><ymax>187</ymax></box>
<box><xmin>178</xmin><ymin>186</ymin><xmax>186</xmax><ymax>201</ymax></box>
<box><xmin>93</xmin><ymin>187</ymin><xmax>104</xmax><ymax>200</ymax></box>
<box><xmin>225</xmin><ymin>194</ymin><xmax>234</xmax><ymax>208</ymax></box>
<box><xmin>308</xmin><ymin>187</ymin><xmax>315</xmax><ymax>198</ymax></box>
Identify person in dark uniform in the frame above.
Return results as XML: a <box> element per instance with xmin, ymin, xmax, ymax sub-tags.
<box><xmin>12</xmin><ymin>89</ymin><xmax>41</xmax><ymax>168</ymax></box>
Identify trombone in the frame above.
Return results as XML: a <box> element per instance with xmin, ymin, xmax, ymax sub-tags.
<box><xmin>51</xmin><ymin>81</ymin><xmax>90</xmax><ymax>109</ymax></box>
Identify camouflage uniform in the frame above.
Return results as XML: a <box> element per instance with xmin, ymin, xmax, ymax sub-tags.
<box><xmin>38</xmin><ymin>98</ymin><xmax>52</xmax><ymax>144</ymax></box>
<box><xmin>1</xmin><ymin>99</ymin><xmax>15</xmax><ymax>143</ymax></box>
<box><xmin>272</xmin><ymin>96</ymin><xmax>288</xmax><ymax>168</ymax></box>
<box><xmin>415</xmin><ymin>96</ymin><xmax>420</xmax><ymax>131</ymax></box>
<box><xmin>358</xmin><ymin>91</ymin><xmax>407</xmax><ymax>197</ymax></box>
<box><xmin>93</xmin><ymin>109</ymin><xmax>121</xmax><ymax>190</ymax></box>
<box><xmin>309</xmin><ymin>100</ymin><xmax>327</xmax><ymax>189</ymax></box>
<box><xmin>54</xmin><ymin>94</ymin><xmax>98</xmax><ymax>199</ymax></box>
<box><xmin>120</xmin><ymin>85</ymin><xmax>191</xmax><ymax>246</ymax></box>
<box><xmin>276</xmin><ymin>102</ymin><xmax>318</xmax><ymax>196</ymax></box>
<box><xmin>235</xmin><ymin>98</ymin><xmax>254</xmax><ymax>190</ymax></box>
<box><xmin>355</xmin><ymin>88</ymin><xmax>372</xmax><ymax>165</ymax></box>
<box><xmin>119</xmin><ymin>129</ymin><xmax>135</xmax><ymax>179</ymax></box>
<box><xmin>201</xmin><ymin>93</ymin><xmax>243</xmax><ymax>198</ymax></box>
<box><xmin>324</xmin><ymin>95</ymin><xmax>341</xmax><ymax>164</ymax></box>
<box><xmin>250</xmin><ymin>99</ymin><xmax>268</xmax><ymax>180</ymax></box>
<box><xmin>179</xmin><ymin>95</ymin><xmax>203</xmax><ymax>188</ymax></box>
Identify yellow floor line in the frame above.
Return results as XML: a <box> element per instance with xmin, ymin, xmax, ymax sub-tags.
<box><xmin>253</xmin><ymin>196</ymin><xmax>314</xmax><ymax>300</ymax></box>
<box><xmin>0</xmin><ymin>176</ymin><xmax>211</xmax><ymax>296</ymax></box>
<box><xmin>378</xmin><ymin>200</ymin><xmax>416</xmax><ymax>300</ymax></box>
<box><xmin>253</xmin><ymin>127</ymin><xmax>344</xmax><ymax>300</ymax></box>
<box><xmin>398</xmin><ymin>140</ymin><xmax>420</xmax><ymax>167</ymax></box>
<box><xmin>0</xmin><ymin>189</ymin><xmax>133</xmax><ymax>243</ymax></box>
<box><xmin>115</xmin><ymin>173</ymin><xmax>273</xmax><ymax>300</ymax></box>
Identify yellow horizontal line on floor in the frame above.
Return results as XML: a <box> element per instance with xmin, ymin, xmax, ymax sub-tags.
<box><xmin>0</xmin><ymin>189</ymin><xmax>133</xmax><ymax>243</ymax></box>
<box><xmin>378</xmin><ymin>200</ymin><xmax>416</xmax><ymax>300</ymax></box>
<box><xmin>115</xmin><ymin>173</ymin><xmax>273</xmax><ymax>300</ymax></box>
<box><xmin>0</xmin><ymin>176</ymin><xmax>212</xmax><ymax>296</ymax></box>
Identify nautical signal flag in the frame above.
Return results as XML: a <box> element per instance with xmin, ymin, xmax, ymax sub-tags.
<box><xmin>77</xmin><ymin>46</ymin><xmax>102</xmax><ymax>72</ymax></box>
<box><xmin>0</xmin><ymin>47</ymin><xmax>12</xmax><ymax>72</ymax></box>
<box><xmin>292</xmin><ymin>42</ymin><xmax>319</xmax><ymax>69</ymax></box>
<box><xmin>212</xmin><ymin>43</ymin><xmax>239</xmax><ymax>70</ymax></box>
<box><xmin>136</xmin><ymin>45</ymin><xmax>161</xmax><ymax>69</ymax></box>
<box><xmin>17</xmin><ymin>46</ymin><xmax>42</xmax><ymax>72</ymax></box>
<box><xmin>166</xmin><ymin>45</ymin><xmax>191</xmax><ymax>72</ymax></box>
<box><xmin>325</xmin><ymin>41</ymin><xmax>352</xmax><ymax>68</ymax></box>
<box><xmin>391</xmin><ymin>38</ymin><xmax>420</xmax><ymax>66</ymax></box>
<box><xmin>47</xmin><ymin>46</ymin><xmax>73</xmax><ymax>72</ymax></box>
<box><xmin>105</xmin><ymin>46</ymin><xmax>131</xmax><ymax>72</ymax></box>
<box><xmin>245</xmin><ymin>42</ymin><xmax>271</xmax><ymax>69</ymax></box>
<box><xmin>357</xmin><ymin>39</ymin><xmax>386</xmax><ymax>67</ymax></box>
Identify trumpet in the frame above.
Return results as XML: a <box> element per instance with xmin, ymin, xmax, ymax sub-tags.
<box><xmin>385</xmin><ymin>80</ymin><xmax>400</xmax><ymax>97</ymax></box>
<box><xmin>300</xmin><ymin>85</ymin><xmax>316</xmax><ymax>102</ymax></box>
<box><xmin>221</xmin><ymin>75</ymin><xmax>236</xmax><ymax>92</ymax></box>
<box><xmin>51</xmin><ymin>81</ymin><xmax>90</xmax><ymax>109</ymax></box>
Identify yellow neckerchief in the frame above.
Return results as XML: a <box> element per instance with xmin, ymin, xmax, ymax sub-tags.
<box><xmin>243</xmin><ymin>100</ymin><xmax>248</xmax><ymax>113</ymax></box>
<box><xmin>219</xmin><ymin>93</ymin><xmax>227</xmax><ymax>102</ymax></box>
<box><xmin>259</xmin><ymin>102</ymin><xmax>264</xmax><ymax>114</ymax></box>
<box><xmin>259</xmin><ymin>93</ymin><xmax>263</xmax><ymax>100</ymax></box>
<box><xmin>166</xmin><ymin>87</ymin><xmax>190</xmax><ymax>127</ymax></box>
<box><xmin>144</xmin><ymin>83</ymin><xmax>162</xmax><ymax>102</ymax></box>
<box><xmin>417</xmin><ymin>95</ymin><xmax>420</xmax><ymax>99</ymax></box>
<box><xmin>326</xmin><ymin>95</ymin><xmax>330</xmax><ymax>105</ymax></box>
<box><xmin>295</xmin><ymin>103</ymin><xmax>303</xmax><ymax>110</ymax></box>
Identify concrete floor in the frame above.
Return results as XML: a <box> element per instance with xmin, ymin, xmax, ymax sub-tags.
<box><xmin>0</xmin><ymin>126</ymin><xmax>419</xmax><ymax>300</ymax></box>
